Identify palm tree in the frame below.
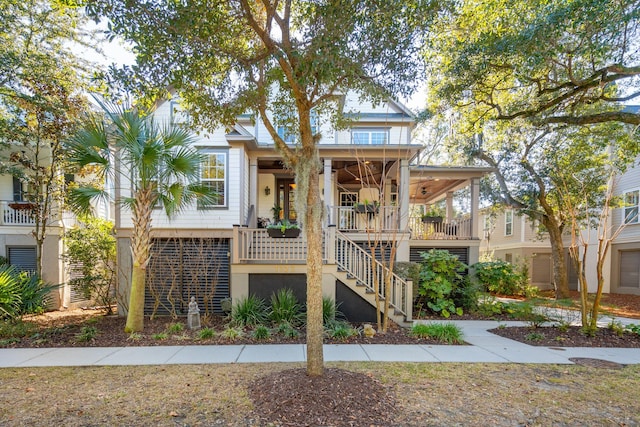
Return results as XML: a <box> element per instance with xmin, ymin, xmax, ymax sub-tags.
<box><xmin>67</xmin><ymin>102</ymin><xmax>215</xmax><ymax>332</ymax></box>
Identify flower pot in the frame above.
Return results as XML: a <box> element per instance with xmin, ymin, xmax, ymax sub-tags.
<box><xmin>267</xmin><ymin>227</ymin><xmax>301</xmax><ymax>238</ymax></box>
<box><xmin>354</xmin><ymin>204</ymin><xmax>379</xmax><ymax>214</ymax></box>
<box><xmin>8</xmin><ymin>202</ymin><xmax>36</xmax><ymax>211</ymax></box>
<box><xmin>422</xmin><ymin>216</ymin><xmax>443</xmax><ymax>224</ymax></box>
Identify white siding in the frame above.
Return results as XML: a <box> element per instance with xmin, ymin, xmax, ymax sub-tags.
<box><xmin>613</xmin><ymin>163</ymin><xmax>640</xmax><ymax>242</ymax></box>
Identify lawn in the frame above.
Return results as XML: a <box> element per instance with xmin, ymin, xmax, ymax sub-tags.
<box><xmin>1</xmin><ymin>362</ymin><xmax>639</xmax><ymax>426</ymax></box>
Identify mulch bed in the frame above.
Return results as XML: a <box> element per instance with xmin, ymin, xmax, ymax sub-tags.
<box><xmin>2</xmin><ymin>309</ymin><xmax>455</xmax><ymax>348</ymax></box>
<box><xmin>489</xmin><ymin>325</ymin><xmax>640</xmax><ymax>348</ymax></box>
<box><xmin>249</xmin><ymin>368</ymin><xmax>396</xmax><ymax>427</ymax></box>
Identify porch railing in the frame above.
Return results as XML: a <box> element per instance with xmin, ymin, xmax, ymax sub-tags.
<box><xmin>0</xmin><ymin>201</ymin><xmax>36</xmax><ymax>226</ymax></box>
<box><xmin>327</xmin><ymin>205</ymin><xmax>473</xmax><ymax>240</ymax></box>
<box><xmin>329</xmin><ymin>205</ymin><xmax>400</xmax><ymax>231</ymax></box>
<box><xmin>233</xmin><ymin>226</ymin><xmax>333</xmax><ymax>263</ymax></box>
<box><xmin>408</xmin><ymin>216</ymin><xmax>472</xmax><ymax>240</ymax></box>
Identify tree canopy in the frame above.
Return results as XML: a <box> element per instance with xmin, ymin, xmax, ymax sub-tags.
<box><xmin>426</xmin><ymin>0</ymin><xmax>640</xmax><ymax>128</ymax></box>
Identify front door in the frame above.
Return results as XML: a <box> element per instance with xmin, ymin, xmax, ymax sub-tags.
<box><xmin>276</xmin><ymin>178</ymin><xmax>297</xmax><ymax>222</ymax></box>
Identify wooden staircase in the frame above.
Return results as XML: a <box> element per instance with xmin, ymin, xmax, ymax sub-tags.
<box><xmin>333</xmin><ymin>231</ymin><xmax>413</xmax><ymax>327</ymax></box>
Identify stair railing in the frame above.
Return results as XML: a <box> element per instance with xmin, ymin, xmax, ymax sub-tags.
<box><xmin>334</xmin><ymin>231</ymin><xmax>412</xmax><ymax>320</ymax></box>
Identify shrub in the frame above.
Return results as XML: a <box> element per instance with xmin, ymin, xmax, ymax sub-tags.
<box><xmin>269</xmin><ymin>288</ymin><xmax>303</xmax><ymax>326</ymax></box>
<box><xmin>322</xmin><ymin>296</ymin><xmax>344</xmax><ymax>325</ymax></box>
<box><xmin>0</xmin><ymin>265</ymin><xmax>56</xmax><ymax>319</ymax></box>
<box><xmin>626</xmin><ymin>324</ymin><xmax>640</xmax><ymax>336</ymax></box>
<box><xmin>325</xmin><ymin>320</ymin><xmax>358</xmax><ymax>340</ymax></box>
<box><xmin>417</xmin><ymin>250</ymin><xmax>467</xmax><ymax>318</ymax></box>
<box><xmin>231</xmin><ymin>295</ymin><xmax>268</xmax><ymax>327</ymax></box>
<box><xmin>16</xmin><ymin>272</ymin><xmax>57</xmax><ymax>316</ymax></box>
<box><xmin>525</xmin><ymin>332</ymin><xmax>544</xmax><ymax>341</ymax></box>
<box><xmin>152</xmin><ymin>332</ymin><xmax>168</xmax><ymax>340</ymax></box>
<box><xmin>221</xmin><ymin>326</ymin><xmax>244</xmax><ymax>340</ymax></box>
<box><xmin>63</xmin><ymin>216</ymin><xmax>117</xmax><ymax>313</ymax></box>
<box><xmin>276</xmin><ymin>322</ymin><xmax>300</xmax><ymax>338</ymax></box>
<box><xmin>75</xmin><ymin>326</ymin><xmax>98</xmax><ymax>342</ymax></box>
<box><xmin>166</xmin><ymin>322</ymin><xmax>185</xmax><ymax>334</ymax></box>
<box><xmin>411</xmin><ymin>322</ymin><xmax>464</xmax><ymax>344</ymax></box>
<box><xmin>0</xmin><ymin>319</ymin><xmax>37</xmax><ymax>338</ymax></box>
<box><xmin>472</xmin><ymin>260</ymin><xmax>529</xmax><ymax>296</ymax></box>
<box><xmin>197</xmin><ymin>327</ymin><xmax>216</xmax><ymax>339</ymax></box>
<box><xmin>251</xmin><ymin>325</ymin><xmax>271</xmax><ymax>340</ymax></box>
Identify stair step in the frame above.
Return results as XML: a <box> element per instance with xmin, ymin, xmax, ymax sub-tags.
<box><xmin>346</xmin><ymin>273</ymin><xmax>355</xmax><ymax>279</ymax></box>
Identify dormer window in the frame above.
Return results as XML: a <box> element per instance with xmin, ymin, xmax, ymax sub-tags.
<box><xmin>351</xmin><ymin>128</ymin><xmax>388</xmax><ymax>145</ymax></box>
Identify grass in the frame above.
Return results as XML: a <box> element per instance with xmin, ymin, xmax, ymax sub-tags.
<box><xmin>411</xmin><ymin>323</ymin><xmax>464</xmax><ymax>344</ymax></box>
<box><xmin>0</xmin><ymin>363</ymin><xmax>638</xmax><ymax>426</ymax></box>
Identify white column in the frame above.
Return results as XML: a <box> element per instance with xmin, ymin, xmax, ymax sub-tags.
<box><xmin>400</xmin><ymin>159</ymin><xmax>409</xmax><ymax>231</ymax></box>
<box><xmin>249</xmin><ymin>158</ymin><xmax>258</xmax><ymax>228</ymax></box>
<box><xmin>323</xmin><ymin>159</ymin><xmax>333</xmax><ymax>223</ymax></box>
<box><xmin>471</xmin><ymin>178</ymin><xmax>480</xmax><ymax>239</ymax></box>
<box><xmin>446</xmin><ymin>191</ymin><xmax>454</xmax><ymax>222</ymax></box>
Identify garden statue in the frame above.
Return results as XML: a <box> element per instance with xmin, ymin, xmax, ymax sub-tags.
<box><xmin>187</xmin><ymin>296</ymin><xmax>201</xmax><ymax>330</ymax></box>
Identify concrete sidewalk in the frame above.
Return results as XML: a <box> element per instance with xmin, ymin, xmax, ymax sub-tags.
<box><xmin>1</xmin><ymin>320</ymin><xmax>638</xmax><ymax>368</ymax></box>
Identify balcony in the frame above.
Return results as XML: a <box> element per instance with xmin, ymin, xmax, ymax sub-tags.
<box><xmin>0</xmin><ymin>201</ymin><xmax>36</xmax><ymax>226</ymax></box>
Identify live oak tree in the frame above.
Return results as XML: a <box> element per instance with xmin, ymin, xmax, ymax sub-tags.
<box><xmin>448</xmin><ymin>118</ymin><xmax>638</xmax><ymax>298</ymax></box>
<box><xmin>426</xmin><ymin>0</ymin><xmax>640</xmax><ymax>127</ymax></box>
<box><xmin>426</xmin><ymin>0</ymin><xmax>640</xmax><ymax>297</ymax></box>
<box><xmin>86</xmin><ymin>0</ymin><xmax>434</xmax><ymax>376</ymax></box>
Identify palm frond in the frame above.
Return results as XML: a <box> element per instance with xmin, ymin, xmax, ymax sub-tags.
<box><xmin>67</xmin><ymin>186</ymin><xmax>109</xmax><ymax>216</ymax></box>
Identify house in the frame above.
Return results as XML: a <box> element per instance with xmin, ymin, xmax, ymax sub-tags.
<box><xmin>0</xmin><ymin>172</ymin><xmax>98</xmax><ymax>309</ymax></box>
<box><xmin>480</xmin><ymin>208</ymin><xmax>555</xmax><ymax>290</ymax></box>
<box><xmin>111</xmin><ymin>93</ymin><xmax>491</xmax><ymax>324</ymax></box>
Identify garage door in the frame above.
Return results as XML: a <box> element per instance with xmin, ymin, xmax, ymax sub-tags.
<box><xmin>145</xmin><ymin>238</ymin><xmax>230</xmax><ymax>316</ymax></box>
<box><xmin>7</xmin><ymin>246</ymin><xmax>37</xmax><ymax>273</ymax></box>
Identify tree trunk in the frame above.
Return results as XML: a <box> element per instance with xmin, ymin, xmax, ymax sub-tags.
<box><xmin>543</xmin><ymin>217</ymin><xmax>570</xmax><ymax>298</ymax></box>
<box><xmin>305</xmin><ymin>166</ymin><xmax>324</xmax><ymax>377</ymax></box>
<box><xmin>125</xmin><ymin>189</ymin><xmax>153</xmax><ymax>333</ymax></box>
<box><xmin>125</xmin><ymin>262</ymin><xmax>146</xmax><ymax>333</ymax></box>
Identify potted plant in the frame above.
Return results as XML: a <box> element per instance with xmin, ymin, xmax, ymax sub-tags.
<box><xmin>267</xmin><ymin>220</ymin><xmax>301</xmax><ymax>238</ymax></box>
<box><xmin>8</xmin><ymin>201</ymin><xmax>37</xmax><ymax>211</ymax></box>
<box><xmin>354</xmin><ymin>200</ymin><xmax>379</xmax><ymax>214</ymax></box>
<box><xmin>421</xmin><ymin>206</ymin><xmax>444</xmax><ymax>224</ymax></box>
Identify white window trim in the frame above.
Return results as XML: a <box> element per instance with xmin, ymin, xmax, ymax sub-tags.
<box><xmin>276</xmin><ymin>110</ymin><xmax>318</xmax><ymax>144</ymax></box>
<box><xmin>199</xmin><ymin>150</ymin><xmax>228</xmax><ymax>209</ymax></box>
<box><xmin>350</xmin><ymin>127</ymin><xmax>390</xmax><ymax>145</ymax></box>
<box><xmin>504</xmin><ymin>209</ymin><xmax>513</xmax><ymax>236</ymax></box>
<box><xmin>623</xmin><ymin>189</ymin><xmax>639</xmax><ymax>224</ymax></box>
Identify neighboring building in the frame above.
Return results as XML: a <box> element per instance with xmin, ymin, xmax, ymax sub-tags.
<box><xmin>0</xmin><ymin>173</ymin><xmax>94</xmax><ymax>309</ymax></box>
<box><xmin>480</xmin><ymin>209</ymin><xmax>554</xmax><ymax>290</ymax></box>
<box><xmin>112</xmin><ymin>93</ymin><xmax>491</xmax><ymax>324</ymax></box>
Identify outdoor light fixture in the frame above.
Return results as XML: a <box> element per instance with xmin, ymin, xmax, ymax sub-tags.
<box><xmin>264</xmin><ymin>186</ymin><xmax>271</xmax><ymax>196</ymax></box>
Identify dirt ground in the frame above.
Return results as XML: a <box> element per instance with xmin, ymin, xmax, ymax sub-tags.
<box><xmin>2</xmin><ymin>293</ymin><xmax>640</xmax><ymax>426</ymax></box>
<box><xmin>1</xmin><ymin>363</ymin><xmax>639</xmax><ymax>426</ymax></box>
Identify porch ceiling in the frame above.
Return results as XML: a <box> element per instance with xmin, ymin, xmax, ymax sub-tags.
<box><xmin>409</xmin><ymin>178</ymin><xmax>468</xmax><ymax>204</ymax></box>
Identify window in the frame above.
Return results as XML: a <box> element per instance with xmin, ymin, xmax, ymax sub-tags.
<box><xmin>170</xmin><ymin>101</ymin><xmax>191</xmax><ymax>125</ymax></box>
<box><xmin>199</xmin><ymin>152</ymin><xmax>227</xmax><ymax>208</ymax></box>
<box><xmin>505</xmin><ymin>253</ymin><xmax>513</xmax><ymax>264</ymax></box>
<box><xmin>351</xmin><ymin>128</ymin><xmax>388</xmax><ymax>145</ymax></box>
<box><xmin>624</xmin><ymin>190</ymin><xmax>639</xmax><ymax>224</ymax></box>
<box><xmin>504</xmin><ymin>210</ymin><xmax>513</xmax><ymax>236</ymax></box>
<box><xmin>277</xmin><ymin>111</ymin><xmax>318</xmax><ymax>143</ymax></box>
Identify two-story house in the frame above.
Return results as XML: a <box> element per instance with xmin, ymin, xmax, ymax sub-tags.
<box><xmin>107</xmin><ymin>93</ymin><xmax>491</xmax><ymax>324</ymax></box>
<box><xmin>480</xmin><ymin>209</ymin><xmax>555</xmax><ymax>290</ymax></box>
